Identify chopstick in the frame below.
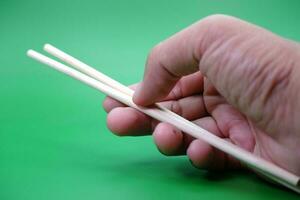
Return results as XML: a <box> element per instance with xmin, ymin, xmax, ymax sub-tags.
<box><xmin>43</xmin><ymin>44</ymin><xmax>190</xmax><ymax>122</ymax></box>
<box><xmin>27</xmin><ymin>45</ymin><xmax>300</xmax><ymax>193</ymax></box>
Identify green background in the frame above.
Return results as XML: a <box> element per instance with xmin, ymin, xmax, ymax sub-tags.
<box><xmin>1</xmin><ymin>0</ymin><xmax>300</xmax><ymax>199</ymax></box>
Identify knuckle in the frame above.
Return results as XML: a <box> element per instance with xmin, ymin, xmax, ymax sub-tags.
<box><xmin>199</xmin><ymin>14</ymin><xmax>242</xmax><ymax>34</ymax></box>
<box><xmin>170</xmin><ymin>83</ymin><xmax>184</xmax><ymax>99</ymax></box>
<box><xmin>201</xmin><ymin>14</ymin><xmax>235</xmax><ymax>25</ymax></box>
<box><xmin>169</xmin><ymin>100</ymin><xmax>183</xmax><ymax>116</ymax></box>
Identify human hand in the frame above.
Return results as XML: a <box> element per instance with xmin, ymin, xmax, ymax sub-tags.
<box><xmin>103</xmin><ymin>15</ymin><xmax>300</xmax><ymax>175</ymax></box>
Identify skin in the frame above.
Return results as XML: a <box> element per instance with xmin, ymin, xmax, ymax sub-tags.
<box><xmin>103</xmin><ymin>15</ymin><xmax>300</xmax><ymax>175</ymax></box>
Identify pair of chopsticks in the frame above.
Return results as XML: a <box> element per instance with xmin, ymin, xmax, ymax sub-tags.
<box><xmin>27</xmin><ymin>44</ymin><xmax>300</xmax><ymax>193</ymax></box>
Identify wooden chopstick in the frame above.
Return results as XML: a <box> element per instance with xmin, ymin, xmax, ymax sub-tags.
<box><xmin>43</xmin><ymin>44</ymin><xmax>191</xmax><ymax>122</ymax></box>
<box><xmin>43</xmin><ymin>44</ymin><xmax>134</xmax><ymax>96</ymax></box>
<box><xmin>27</xmin><ymin>46</ymin><xmax>300</xmax><ymax>193</ymax></box>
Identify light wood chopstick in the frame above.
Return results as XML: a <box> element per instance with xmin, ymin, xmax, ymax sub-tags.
<box><xmin>43</xmin><ymin>44</ymin><xmax>190</xmax><ymax>122</ymax></box>
<box><xmin>27</xmin><ymin>46</ymin><xmax>300</xmax><ymax>193</ymax></box>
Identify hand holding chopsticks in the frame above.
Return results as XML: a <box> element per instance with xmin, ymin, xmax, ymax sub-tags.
<box><xmin>27</xmin><ymin>44</ymin><xmax>300</xmax><ymax>193</ymax></box>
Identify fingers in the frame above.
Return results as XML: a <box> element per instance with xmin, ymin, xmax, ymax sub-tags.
<box><xmin>163</xmin><ymin>71</ymin><xmax>204</xmax><ymax>101</ymax></box>
<box><xmin>107</xmin><ymin>105</ymin><xmax>242</xmax><ymax>169</ymax></box>
<box><xmin>105</xmin><ymin>94</ymin><xmax>207</xmax><ymax>136</ymax></box>
<box><xmin>187</xmin><ymin>139</ymin><xmax>241</xmax><ymax>170</ymax></box>
<box><xmin>106</xmin><ymin>107</ymin><xmax>153</xmax><ymax>136</ymax></box>
<box><xmin>159</xmin><ymin>94</ymin><xmax>207</xmax><ymax>120</ymax></box>
<box><xmin>153</xmin><ymin>117</ymin><xmax>241</xmax><ymax>170</ymax></box>
<box><xmin>102</xmin><ymin>72</ymin><xmax>203</xmax><ymax>113</ymax></box>
<box><xmin>187</xmin><ymin>139</ymin><xmax>215</xmax><ymax>169</ymax></box>
<box><xmin>152</xmin><ymin>117</ymin><xmax>218</xmax><ymax>157</ymax></box>
<box><xmin>152</xmin><ymin>117</ymin><xmax>219</xmax><ymax>156</ymax></box>
<box><xmin>185</xmin><ymin>117</ymin><xmax>224</xmax><ymax>169</ymax></box>
<box><xmin>103</xmin><ymin>72</ymin><xmax>206</xmax><ymax>137</ymax></box>
<box><xmin>152</xmin><ymin>123</ymin><xmax>187</xmax><ymax>156</ymax></box>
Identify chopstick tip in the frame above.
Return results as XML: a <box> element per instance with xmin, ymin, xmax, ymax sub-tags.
<box><xmin>27</xmin><ymin>49</ymin><xmax>34</xmax><ymax>57</ymax></box>
<box><xmin>44</xmin><ymin>43</ymin><xmax>53</xmax><ymax>51</ymax></box>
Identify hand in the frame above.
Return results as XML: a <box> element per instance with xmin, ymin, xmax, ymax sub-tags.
<box><xmin>103</xmin><ymin>15</ymin><xmax>300</xmax><ymax>175</ymax></box>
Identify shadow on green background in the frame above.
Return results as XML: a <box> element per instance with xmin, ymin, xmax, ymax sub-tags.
<box><xmin>1</xmin><ymin>0</ymin><xmax>300</xmax><ymax>199</ymax></box>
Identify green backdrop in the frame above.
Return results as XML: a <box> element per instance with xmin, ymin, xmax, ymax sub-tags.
<box><xmin>1</xmin><ymin>0</ymin><xmax>300</xmax><ymax>199</ymax></box>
